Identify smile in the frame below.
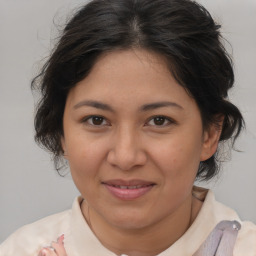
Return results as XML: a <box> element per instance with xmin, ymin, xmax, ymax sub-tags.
<box><xmin>102</xmin><ymin>180</ymin><xmax>155</xmax><ymax>200</ymax></box>
<box><xmin>112</xmin><ymin>185</ymin><xmax>149</xmax><ymax>189</ymax></box>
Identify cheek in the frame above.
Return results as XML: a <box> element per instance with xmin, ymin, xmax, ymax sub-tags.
<box><xmin>149</xmin><ymin>133</ymin><xmax>203</xmax><ymax>178</ymax></box>
<box><xmin>66</xmin><ymin>135</ymin><xmax>108</xmax><ymax>180</ymax></box>
<box><xmin>67</xmin><ymin>142</ymin><xmax>105</xmax><ymax>197</ymax></box>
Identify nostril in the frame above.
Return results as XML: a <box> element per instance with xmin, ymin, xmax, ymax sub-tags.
<box><xmin>106</xmin><ymin>148</ymin><xmax>147</xmax><ymax>171</ymax></box>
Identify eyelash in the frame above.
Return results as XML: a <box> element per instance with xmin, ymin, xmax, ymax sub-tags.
<box><xmin>145</xmin><ymin>115</ymin><xmax>176</xmax><ymax>127</ymax></box>
<box><xmin>81</xmin><ymin>115</ymin><xmax>176</xmax><ymax>127</ymax></box>
<box><xmin>82</xmin><ymin>115</ymin><xmax>110</xmax><ymax>126</ymax></box>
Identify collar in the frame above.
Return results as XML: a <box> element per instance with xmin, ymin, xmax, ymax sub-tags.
<box><xmin>69</xmin><ymin>187</ymin><xmax>240</xmax><ymax>256</ymax></box>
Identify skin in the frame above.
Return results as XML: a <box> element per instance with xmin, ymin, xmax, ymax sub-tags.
<box><xmin>38</xmin><ymin>235</ymin><xmax>67</xmax><ymax>256</ymax></box>
<box><xmin>60</xmin><ymin>49</ymin><xmax>222</xmax><ymax>256</ymax></box>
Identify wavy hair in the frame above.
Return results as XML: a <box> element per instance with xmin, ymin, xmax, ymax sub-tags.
<box><xmin>32</xmin><ymin>0</ymin><xmax>244</xmax><ymax>180</ymax></box>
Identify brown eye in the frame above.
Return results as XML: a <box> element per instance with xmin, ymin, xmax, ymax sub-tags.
<box><xmin>84</xmin><ymin>116</ymin><xmax>108</xmax><ymax>126</ymax></box>
<box><xmin>153</xmin><ymin>117</ymin><xmax>166</xmax><ymax>125</ymax></box>
<box><xmin>147</xmin><ymin>116</ymin><xmax>173</xmax><ymax>127</ymax></box>
<box><xmin>91</xmin><ymin>116</ymin><xmax>104</xmax><ymax>125</ymax></box>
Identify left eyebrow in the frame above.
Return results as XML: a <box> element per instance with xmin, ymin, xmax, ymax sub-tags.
<box><xmin>73</xmin><ymin>100</ymin><xmax>114</xmax><ymax>112</ymax></box>
<box><xmin>140</xmin><ymin>101</ymin><xmax>184</xmax><ymax>111</ymax></box>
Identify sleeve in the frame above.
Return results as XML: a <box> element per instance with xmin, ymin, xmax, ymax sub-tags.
<box><xmin>0</xmin><ymin>210</ymin><xmax>70</xmax><ymax>256</ymax></box>
<box><xmin>0</xmin><ymin>226</ymin><xmax>42</xmax><ymax>256</ymax></box>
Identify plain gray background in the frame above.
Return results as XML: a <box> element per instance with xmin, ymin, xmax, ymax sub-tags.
<box><xmin>0</xmin><ymin>0</ymin><xmax>255</xmax><ymax>243</ymax></box>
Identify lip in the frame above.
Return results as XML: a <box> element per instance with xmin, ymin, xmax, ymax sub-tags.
<box><xmin>102</xmin><ymin>179</ymin><xmax>156</xmax><ymax>200</ymax></box>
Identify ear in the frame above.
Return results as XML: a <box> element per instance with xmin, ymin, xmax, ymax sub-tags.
<box><xmin>61</xmin><ymin>136</ymin><xmax>68</xmax><ymax>159</ymax></box>
<box><xmin>200</xmin><ymin>117</ymin><xmax>223</xmax><ymax>161</ymax></box>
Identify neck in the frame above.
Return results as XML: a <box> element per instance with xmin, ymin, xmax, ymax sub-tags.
<box><xmin>81</xmin><ymin>194</ymin><xmax>202</xmax><ymax>256</ymax></box>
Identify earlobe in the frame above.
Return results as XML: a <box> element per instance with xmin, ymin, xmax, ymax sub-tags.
<box><xmin>200</xmin><ymin>121</ymin><xmax>223</xmax><ymax>161</ymax></box>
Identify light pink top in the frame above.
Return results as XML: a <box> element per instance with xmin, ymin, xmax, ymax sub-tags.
<box><xmin>1</xmin><ymin>187</ymin><xmax>255</xmax><ymax>255</ymax></box>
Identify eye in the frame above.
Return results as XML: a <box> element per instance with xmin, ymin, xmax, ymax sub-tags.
<box><xmin>146</xmin><ymin>116</ymin><xmax>174</xmax><ymax>127</ymax></box>
<box><xmin>82</xmin><ymin>116</ymin><xmax>109</xmax><ymax>126</ymax></box>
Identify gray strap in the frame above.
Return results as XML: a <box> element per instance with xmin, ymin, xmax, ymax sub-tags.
<box><xmin>193</xmin><ymin>220</ymin><xmax>241</xmax><ymax>256</ymax></box>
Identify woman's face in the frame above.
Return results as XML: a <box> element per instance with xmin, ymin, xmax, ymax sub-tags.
<box><xmin>62</xmin><ymin>49</ymin><xmax>217</xmax><ymax>230</ymax></box>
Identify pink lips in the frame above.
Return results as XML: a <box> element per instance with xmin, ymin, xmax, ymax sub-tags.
<box><xmin>102</xmin><ymin>179</ymin><xmax>155</xmax><ymax>200</ymax></box>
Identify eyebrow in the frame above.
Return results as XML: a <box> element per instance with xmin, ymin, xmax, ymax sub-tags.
<box><xmin>73</xmin><ymin>100</ymin><xmax>114</xmax><ymax>112</ymax></box>
<box><xmin>73</xmin><ymin>100</ymin><xmax>183</xmax><ymax>112</ymax></box>
<box><xmin>140</xmin><ymin>101</ymin><xmax>183</xmax><ymax>111</ymax></box>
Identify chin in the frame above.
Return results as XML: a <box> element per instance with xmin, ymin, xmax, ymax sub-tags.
<box><xmin>103</xmin><ymin>208</ymin><xmax>156</xmax><ymax>230</ymax></box>
<box><xmin>111</xmin><ymin>218</ymin><xmax>151</xmax><ymax>230</ymax></box>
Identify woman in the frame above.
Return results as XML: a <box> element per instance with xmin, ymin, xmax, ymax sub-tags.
<box><xmin>1</xmin><ymin>0</ymin><xmax>255</xmax><ymax>255</ymax></box>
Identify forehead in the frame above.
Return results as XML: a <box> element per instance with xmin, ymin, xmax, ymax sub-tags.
<box><xmin>66</xmin><ymin>49</ymin><xmax>195</xmax><ymax>110</ymax></box>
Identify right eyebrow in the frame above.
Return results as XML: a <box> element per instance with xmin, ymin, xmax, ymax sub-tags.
<box><xmin>140</xmin><ymin>101</ymin><xmax>183</xmax><ymax>111</ymax></box>
<box><xmin>73</xmin><ymin>100</ymin><xmax>114</xmax><ymax>112</ymax></box>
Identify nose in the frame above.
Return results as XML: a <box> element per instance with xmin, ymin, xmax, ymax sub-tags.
<box><xmin>107</xmin><ymin>126</ymin><xmax>147</xmax><ymax>171</ymax></box>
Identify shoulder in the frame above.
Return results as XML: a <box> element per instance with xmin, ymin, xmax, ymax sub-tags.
<box><xmin>234</xmin><ymin>220</ymin><xmax>256</xmax><ymax>256</ymax></box>
<box><xmin>193</xmin><ymin>187</ymin><xmax>256</xmax><ymax>255</ymax></box>
<box><xmin>0</xmin><ymin>209</ymin><xmax>71</xmax><ymax>256</ymax></box>
<box><xmin>211</xmin><ymin>193</ymin><xmax>256</xmax><ymax>255</ymax></box>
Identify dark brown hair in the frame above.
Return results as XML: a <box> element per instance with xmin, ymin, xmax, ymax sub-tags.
<box><xmin>32</xmin><ymin>0</ymin><xmax>244</xmax><ymax>180</ymax></box>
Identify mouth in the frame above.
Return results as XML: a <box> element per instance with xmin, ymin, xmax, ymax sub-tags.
<box><xmin>102</xmin><ymin>179</ymin><xmax>156</xmax><ymax>200</ymax></box>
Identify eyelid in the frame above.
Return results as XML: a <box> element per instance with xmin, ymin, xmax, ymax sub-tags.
<box><xmin>145</xmin><ymin>115</ymin><xmax>177</xmax><ymax>127</ymax></box>
<box><xmin>81</xmin><ymin>115</ymin><xmax>111</xmax><ymax>126</ymax></box>
<box><xmin>80</xmin><ymin>115</ymin><xmax>176</xmax><ymax>127</ymax></box>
